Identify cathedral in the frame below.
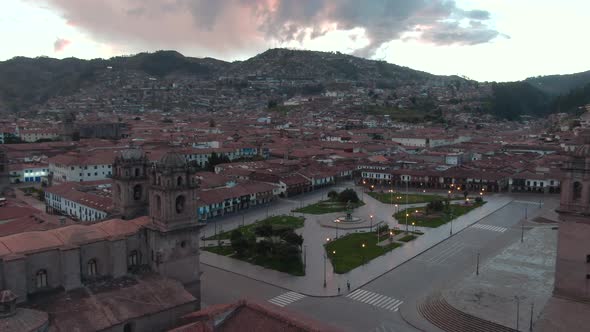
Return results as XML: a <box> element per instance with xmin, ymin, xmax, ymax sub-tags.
<box><xmin>537</xmin><ymin>130</ymin><xmax>590</xmax><ymax>331</ymax></box>
<box><xmin>0</xmin><ymin>148</ymin><xmax>203</xmax><ymax>331</ymax></box>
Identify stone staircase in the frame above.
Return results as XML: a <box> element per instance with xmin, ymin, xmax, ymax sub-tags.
<box><xmin>418</xmin><ymin>293</ymin><xmax>518</xmax><ymax>332</ymax></box>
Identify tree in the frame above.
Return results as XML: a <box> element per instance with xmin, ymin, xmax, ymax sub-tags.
<box><xmin>274</xmin><ymin>243</ymin><xmax>300</xmax><ymax>262</ymax></box>
<box><xmin>463</xmin><ymin>190</ymin><xmax>469</xmax><ymax>200</ymax></box>
<box><xmin>255</xmin><ymin>240</ymin><xmax>273</xmax><ymax>257</ymax></box>
<box><xmin>281</xmin><ymin>230</ymin><xmax>303</xmax><ymax>248</ymax></box>
<box><xmin>254</xmin><ymin>223</ymin><xmax>273</xmax><ymax>238</ymax></box>
<box><xmin>327</xmin><ymin>190</ymin><xmax>338</xmax><ymax>200</ymax></box>
<box><xmin>475</xmin><ymin>196</ymin><xmax>483</xmax><ymax>203</ymax></box>
<box><xmin>230</xmin><ymin>230</ymin><xmax>248</xmax><ymax>257</ymax></box>
<box><xmin>427</xmin><ymin>200</ymin><xmax>444</xmax><ymax>212</ymax></box>
<box><xmin>338</xmin><ymin>188</ymin><xmax>360</xmax><ymax>203</ymax></box>
<box><xmin>204</xmin><ymin>152</ymin><xmax>231</xmax><ymax>171</ymax></box>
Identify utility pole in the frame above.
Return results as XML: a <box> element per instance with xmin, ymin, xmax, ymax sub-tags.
<box><xmin>323</xmin><ymin>254</ymin><xmax>327</xmax><ymax>288</ymax></box>
<box><xmin>515</xmin><ymin>296</ymin><xmax>520</xmax><ymax>331</ymax></box>
<box><xmin>405</xmin><ymin>180</ymin><xmax>409</xmax><ymax>233</ymax></box>
<box><xmin>521</xmin><ymin>224</ymin><xmax>524</xmax><ymax>242</ymax></box>
<box><xmin>529</xmin><ymin>302</ymin><xmax>534</xmax><ymax>332</ymax></box>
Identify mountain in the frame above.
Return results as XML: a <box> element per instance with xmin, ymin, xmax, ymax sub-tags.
<box><xmin>488</xmin><ymin>82</ymin><xmax>551</xmax><ymax>120</ymax></box>
<box><xmin>525</xmin><ymin>70</ymin><xmax>590</xmax><ymax>96</ymax></box>
<box><xmin>0</xmin><ymin>48</ymin><xmax>588</xmax><ymax>120</ymax></box>
<box><xmin>552</xmin><ymin>81</ymin><xmax>590</xmax><ymax>114</ymax></box>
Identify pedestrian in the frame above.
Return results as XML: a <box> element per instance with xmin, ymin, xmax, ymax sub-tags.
<box><xmin>338</xmin><ymin>286</ymin><xmax>340</xmax><ymax>294</ymax></box>
<box><xmin>347</xmin><ymin>281</ymin><xmax>350</xmax><ymax>291</ymax></box>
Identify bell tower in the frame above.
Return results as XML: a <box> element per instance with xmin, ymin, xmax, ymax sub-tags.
<box><xmin>554</xmin><ymin>129</ymin><xmax>590</xmax><ymax>300</ymax></box>
<box><xmin>145</xmin><ymin>152</ymin><xmax>202</xmax><ymax>299</ymax></box>
<box><xmin>112</xmin><ymin>147</ymin><xmax>149</xmax><ymax>220</ymax></box>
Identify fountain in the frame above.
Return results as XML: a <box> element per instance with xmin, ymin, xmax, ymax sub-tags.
<box><xmin>335</xmin><ymin>200</ymin><xmax>362</xmax><ymax>223</ymax></box>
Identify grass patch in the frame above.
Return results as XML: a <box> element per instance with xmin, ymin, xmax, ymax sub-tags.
<box><xmin>205</xmin><ymin>215</ymin><xmax>305</xmax><ymax>240</ymax></box>
<box><xmin>203</xmin><ymin>245</ymin><xmax>235</xmax><ymax>256</ymax></box>
<box><xmin>294</xmin><ymin>199</ymin><xmax>364</xmax><ymax>214</ymax></box>
<box><xmin>398</xmin><ymin>234</ymin><xmax>417</xmax><ymax>242</ymax></box>
<box><xmin>325</xmin><ymin>232</ymin><xmax>402</xmax><ymax>274</ymax></box>
<box><xmin>202</xmin><ymin>245</ymin><xmax>305</xmax><ymax>276</ymax></box>
<box><xmin>368</xmin><ymin>192</ymin><xmax>460</xmax><ymax>205</ymax></box>
<box><xmin>394</xmin><ymin>201</ymin><xmax>486</xmax><ymax>228</ymax></box>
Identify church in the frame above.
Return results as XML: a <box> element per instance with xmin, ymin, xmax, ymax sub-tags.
<box><xmin>0</xmin><ymin>148</ymin><xmax>203</xmax><ymax>332</ymax></box>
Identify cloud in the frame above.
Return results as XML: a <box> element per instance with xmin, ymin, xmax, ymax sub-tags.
<box><xmin>53</xmin><ymin>37</ymin><xmax>71</xmax><ymax>52</ymax></box>
<box><xmin>40</xmin><ymin>0</ymin><xmax>501</xmax><ymax>58</ymax></box>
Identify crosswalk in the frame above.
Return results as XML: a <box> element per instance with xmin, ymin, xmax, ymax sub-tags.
<box><xmin>471</xmin><ymin>224</ymin><xmax>507</xmax><ymax>233</ymax></box>
<box><xmin>346</xmin><ymin>289</ymin><xmax>403</xmax><ymax>312</ymax></box>
<box><xmin>268</xmin><ymin>291</ymin><xmax>306</xmax><ymax>307</ymax></box>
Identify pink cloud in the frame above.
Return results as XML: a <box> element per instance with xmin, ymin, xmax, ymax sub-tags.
<box><xmin>41</xmin><ymin>1</ymin><xmax>499</xmax><ymax>58</ymax></box>
<box><xmin>53</xmin><ymin>37</ymin><xmax>71</xmax><ymax>52</ymax></box>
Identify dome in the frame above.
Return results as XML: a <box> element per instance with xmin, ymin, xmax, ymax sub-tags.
<box><xmin>159</xmin><ymin>152</ymin><xmax>187</xmax><ymax>168</ymax></box>
<box><xmin>119</xmin><ymin>148</ymin><xmax>145</xmax><ymax>161</ymax></box>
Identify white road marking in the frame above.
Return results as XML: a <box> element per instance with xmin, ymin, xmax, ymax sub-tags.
<box><xmin>346</xmin><ymin>289</ymin><xmax>403</xmax><ymax>312</ymax></box>
<box><xmin>472</xmin><ymin>224</ymin><xmax>507</xmax><ymax>233</ymax></box>
<box><xmin>268</xmin><ymin>291</ymin><xmax>306</xmax><ymax>307</ymax></box>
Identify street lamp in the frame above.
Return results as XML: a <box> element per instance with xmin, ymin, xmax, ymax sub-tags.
<box><xmin>370</xmin><ymin>215</ymin><xmax>374</xmax><ymax>232</ymax></box>
<box><xmin>323</xmin><ymin>254</ymin><xmax>327</xmax><ymax>287</ymax></box>
<box><xmin>361</xmin><ymin>243</ymin><xmax>366</xmax><ymax>264</ymax></box>
<box><xmin>412</xmin><ymin>222</ymin><xmax>415</xmax><ymax>232</ymax></box>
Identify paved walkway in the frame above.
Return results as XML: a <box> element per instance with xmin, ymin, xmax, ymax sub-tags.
<box><xmin>443</xmin><ymin>224</ymin><xmax>557</xmax><ymax>330</ymax></box>
<box><xmin>201</xmin><ymin>185</ymin><xmax>516</xmax><ymax>296</ymax></box>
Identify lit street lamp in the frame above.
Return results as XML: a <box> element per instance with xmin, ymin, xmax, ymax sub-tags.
<box><xmin>361</xmin><ymin>243</ymin><xmax>366</xmax><ymax>264</ymax></box>
<box><xmin>370</xmin><ymin>215</ymin><xmax>374</xmax><ymax>232</ymax></box>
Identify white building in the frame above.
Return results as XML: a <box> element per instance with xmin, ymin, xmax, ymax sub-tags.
<box><xmin>45</xmin><ymin>181</ymin><xmax>112</xmax><ymax>222</ymax></box>
<box><xmin>48</xmin><ymin>151</ymin><xmax>114</xmax><ymax>183</ymax></box>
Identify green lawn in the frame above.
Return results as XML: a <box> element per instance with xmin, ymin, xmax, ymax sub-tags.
<box><xmin>202</xmin><ymin>245</ymin><xmax>305</xmax><ymax>276</ymax></box>
<box><xmin>394</xmin><ymin>201</ymin><xmax>486</xmax><ymax>228</ymax></box>
<box><xmin>368</xmin><ymin>192</ymin><xmax>461</xmax><ymax>205</ymax></box>
<box><xmin>325</xmin><ymin>232</ymin><xmax>402</xmax><ymax>274</ymax></box>
<box><xmin>293</xmin><ymin>199</ymin><xmax>364</xmax><ymax>214</ymax></box>
<box><xmin>204</xmin><ymin>215</ymin><xmax>305</xmax><ymax>240</ymax></box>
<box><xmin>203</xmin><ymin>245</ymin><xmax>235</xmax><ymax>256</ymax></box>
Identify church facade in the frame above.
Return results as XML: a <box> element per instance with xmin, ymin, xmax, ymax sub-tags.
<box><xmin>0</xmin><ymin>149</ymin><xmax>203</xmax><ymax>331</ymax></box>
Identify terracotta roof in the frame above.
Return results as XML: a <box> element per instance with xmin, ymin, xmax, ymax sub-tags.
<box><xmin>171</xmin><ymin>299</ymin><xmax>342</xmax><ymax>332</ymax></box>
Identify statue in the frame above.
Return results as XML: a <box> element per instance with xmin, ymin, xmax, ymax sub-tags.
<box><xmin>345</xmin><ymin>200</ymin><xmax>353</xmax><ymax>222</ymax></box>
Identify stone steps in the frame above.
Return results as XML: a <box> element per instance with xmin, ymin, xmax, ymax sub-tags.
<box><xmin>418</xmin><ymin>293</ymin><xmax>518</xmax><ymax>332</ymax></box>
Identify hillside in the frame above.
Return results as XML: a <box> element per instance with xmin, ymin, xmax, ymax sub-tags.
<box><xmin>0</xmin><ymin>48</ymin><xmax>588</xmax><ymax>120</ymax></box>
<box><xmin>525</xmin><ymin>70</ymin><xmax>590</xmax><ymax>96</ymax></box>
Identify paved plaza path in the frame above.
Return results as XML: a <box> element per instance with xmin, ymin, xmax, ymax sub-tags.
<box><xmin>200</xmin><ymin>184</ymin><xmax>519</xmax><ymax>296</ymax></box>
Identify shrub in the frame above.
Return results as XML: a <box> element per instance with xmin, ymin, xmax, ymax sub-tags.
<box><xmin>230</xmin><ymin>230</ymin><xmax>248</xmax><ymax>257</ymax></box>
<box><xmin>338</xmin><ymin>188</ymin><xmax>360</xmax><ymax>203</ymax></box>
<box><xmin>475</xmin><ymin>196</ymin><xmax>483</xmax><ymax>203</ymax></box>
<box><xmin>427</xmin><ymin>200</ymin><xmax>444</xmax><ymax>212</ymax></box>
<box><xmin>327</xmin><ymin>190</ymin><xmax>339</xmax><ymax>200</ymax></box>
<box><xmin>281</xmin><ymin>230</ymin><xmax>303</xmax><ymax>247</ymax></box>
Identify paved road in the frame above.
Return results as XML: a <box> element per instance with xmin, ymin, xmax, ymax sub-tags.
<box><xmin>201</xmin><ymin>196</ymin><xmax>556</xmax><ymax>331</ymax></box>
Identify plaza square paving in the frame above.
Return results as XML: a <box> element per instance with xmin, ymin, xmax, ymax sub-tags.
<box><xmin>199</xmin><ymin>184</ymin><xmax>540</xmax><ymax>296</ymax></box>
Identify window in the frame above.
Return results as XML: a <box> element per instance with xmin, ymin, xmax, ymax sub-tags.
<box><xmin>135</xmin><ymin>168</ymin><xmax>140</xmax><ymax>177</ymax></box>
<box><xmin>133</xmin><ymin>185</ymin><xmax>142</xmax><ymax>201</ymax></box>
<box><xmin>177</xmin><ymin>176</ymin><xmax>183</xmax><ymax>186</ymax></box>
<box><xmin>87</xmin><ymin>259</ymin><xmax>98</xmax><ymax>276</ymax></box>
<box><xmin>586</xmin><ymin>255</ymin><xmax>590</xmax><ymax>263</ymax></box>
<box><xmin>128</xmin><ymin>250</ymin><xmax>139</xmax><ymax>267</ymax></box>
<box><xmin>36</xmin><ymin>269</ymin><xmax>48</xmax><ymax>288</ymax></box>
<box><xmin>573</xmin><ymin>182</ymin><xmax>583</xmax><ymax>201</ymax></box>
<box><xmin>155</xmin><ymin>195</ymin><xmax>162</xmax><ymax>215</ymax></box>
<box><xmin>176</xmin><ymin>195</ymin><xmax>185</xmax><ymax>213</ymax></box>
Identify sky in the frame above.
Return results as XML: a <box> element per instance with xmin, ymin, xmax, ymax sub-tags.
<box><xmin>1</xmin><ymin>0</ymin><xmax>588</xmax><ymax>82</ymax></box>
